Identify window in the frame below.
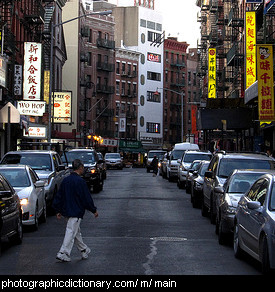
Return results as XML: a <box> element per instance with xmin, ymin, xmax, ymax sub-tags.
<box><xmin>116</xmin><ymin>81</ymin><xmax>120</xmax><ymax>95</ymax></box>
<box><xmin>116</xmin><ymin>61</ymin><xmax>120</xmax><ymax>74</ymax></box>
<box><xmin>147</xmin><ymin>122</ymin><xmax>160</xmax><ymax>133</ymax></box>
<box><xmin>147</xmin><ymin>91</ymin><xmax>160</xmax><ymax>103</ymax></box>
<box><xmin>147</xmin><ymin>71</ymin><xmax>161</xmax><ymax>81</ymax></box>
<box><xmin>140</xmin><ymin>19</ymin><xmax>146</xmax><ymax>27</ymax></box>
<box><xmin>148</xmin><ymin>31</ymin><xmax>162</xmax><ymax>44</ymax></box>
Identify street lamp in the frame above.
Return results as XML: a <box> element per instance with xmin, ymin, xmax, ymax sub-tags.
<box><xmin>48</xmin><ymin>10</ymin><xmax>112</xmax><ymax>142</ymax></box>
<box><xmin>154</xmin><ymin>87</ymin><xmax>184</xmax><ymax>143</ymax></box>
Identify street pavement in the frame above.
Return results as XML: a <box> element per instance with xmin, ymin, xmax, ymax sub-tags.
<box><xmin>0</xmin><ymin>168</ymin><xmax>261</xmax><ymax>276</ymax></box>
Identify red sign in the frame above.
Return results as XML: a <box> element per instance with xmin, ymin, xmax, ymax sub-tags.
<box><xmin>147</xmin><ymin>53</ymin><xmax>161</xmax><ymax>63</ymax></box>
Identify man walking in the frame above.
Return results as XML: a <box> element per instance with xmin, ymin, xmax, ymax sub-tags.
<box><xmin>52</xmin><ymin>159</ymin><xmax>98</xmax><ymax>262</ymax></box>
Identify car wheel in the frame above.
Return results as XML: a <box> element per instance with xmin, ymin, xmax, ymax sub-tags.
<box><xmin>260</xmin><ymin>235</ymin><xmax>271</xmax><ymax>274</ymax></box>
<box><xmin>218</xmin><ymin>219</ymin><xmax>227</xmax><ymax>245</ymax></box>
<box><xmin>12</xmin><ymin>215</ymin><xmax>23</xmax><ymax>245</ymax></box>
<box><xmin>233</xmin><ymin>222</ymin><xmax>243</xmax><ymax>259</ymax></box>
<box><xmin>39</xmin><ymin>199</ymin><xmax>47</xmax><ymax>224</ymax></box>
<box><xmin>32</xmin><ymin>204</ymin><xmax>39</xmax><ymax>231</ymax></box>
<box><xmin>210</xmin><ymin>195</ymin><xmax>216</xmax><ymax>224</ymax></box>
<box><xmin>201</xmin><ymin>196</ymin><xmax>208</xmax><ymax>217</ymax></box>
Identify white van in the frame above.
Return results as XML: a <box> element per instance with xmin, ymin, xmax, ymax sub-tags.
<box><xmin>166</xmin><ymin>143</ymin><xmax>199</xmax><ymax>181</ymax></box>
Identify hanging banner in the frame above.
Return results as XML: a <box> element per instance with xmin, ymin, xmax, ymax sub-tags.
<box><xmin>245</xmin><ymin>11</ymin><xmax>256</xmax><ymax>89</ymax></box>
<box><xmin>53</xmin><ymin>91</ymin><xmax>72</xmax><ymax>123</ymax></box>
<box><xmin>14</xmin><ymin>65</ymin><xmax>22</xmax><ymax>96</ymax></box>
<box><xmin>23</xmin><ymin>42</ymin><xmax>42</xmax><ymax>100</ymax></box>
<box><xmin>208</xmin><ymin>48</ymin><xmax>216</xmax><ymax>98</ymax></box>
<box><xmin>257</xmin><ymin>45</ymin><xmax>275</xmax><ymax>121</ymax></box>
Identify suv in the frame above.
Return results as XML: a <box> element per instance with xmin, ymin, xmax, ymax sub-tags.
<box><xmin>177</xmin><ymin>150</ymin><xmax>212</xmax><ymax>188</ymax></box>
<box><xmin>0</xmin><ymin>150</ymin><xmax>69</xmax><ymax>208</ymax></box>
<box><xmin>146</xmin><ymin>150</ymin><xmax>166</xmax><ymax>173</ymax></box>
<box><xmin>202</xmin><ymin>151</ymin><xmax>275</xmax><ymax>224</ymax></box>
<box><xmin>62</xmin><ymin>148</ymin><xmax>104</xmax><ymax>193</ymax></box>
<box><xmin>104</xmin><ymin>153</ymin><xmax>123</xmax><ymax>170</ymax></box>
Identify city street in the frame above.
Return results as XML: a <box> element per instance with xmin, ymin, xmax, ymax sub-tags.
<box><xmin>0</xmin><ymin>168</ymin><xmax>261</xmax><ymax>276</ymax></box>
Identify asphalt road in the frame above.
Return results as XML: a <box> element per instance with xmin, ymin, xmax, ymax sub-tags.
<box><xmin>0</xmin><ymin>167</ymin><xmax>262</xmax><ymax>276</ymax></box>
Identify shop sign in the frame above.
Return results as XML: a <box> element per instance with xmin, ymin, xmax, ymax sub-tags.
<box><xmin>257</xmin><ymin>44</ymin><xmax>275</xmax><ymax>121</ymax></box>
<box><xmin>208</xmin><ymin>48</ymin><xmax>216</xmax><ymax>98</ymax></box>
<box><xmin>23</xmin><ymin>126</ymin><xmax>46</xmax><ymax>138</ymax></box>
<box><xmin>17</xmin><ymin>100</ymin><xmax>46</xmax><ymax>116</ymax></box>
<box><xmin>245</xmin><ymin>11</ymin><xmax>256</xmax><ymax>89</ymax></box>
<box><xmin>147</xmin><ymin>52</ymin><xmax>161</xmax><ymax>63</ymax></box>
<box><xmin>23</xmin><ymin>42</ymin><xmax>42</xmax><ymax>100</ymax></box>
<box><xmin>53</xmin><ymin>91</ymin><xmax>72</xmax><ymax>123</ymax></box>
<box><xmin>14</xmin><ymin>65</ymin><xmax>22</xmax><ymax>96</ymax></box>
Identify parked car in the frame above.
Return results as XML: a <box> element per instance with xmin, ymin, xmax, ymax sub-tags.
<box><xmin>167</xmin><ymin>143</ymin><xmax>199</xmax><ymax>182</ymax></box>
<box><xmin>62</xmin><ymin>148</ymin><xmax>104</xmax><ymax>193</ymax></box>
<box><xmin>233</xmin><ymin>171</ymin><xmax>275</xmax><ymax>274</ymax></box>
<box><xmin>104</xmin><ymin>153</ymin><xmax>123</xmax><ymax>170</ymax></box>
<box><xmin>0</xmin><ymin>150</ymin><xmax>69</xmax><ymax>209</ymax></box>
<box><xmin>190</xmin><ymin>160</ymin><xmax>210</xmax><ymax>208</ymax></box>
<box><xmin>145</xmin><ymin>150</ymin><xmax>166</xmax><ymax>173</ymax></box>
<box><xmin>202</xmin><ymin>151</ymin><xmax>275</xmax><ymax>224</ymax></box>
<box><xmin>177</xmin><ymin>150</ymin><xmax>212</xmax><ymax>188</ymax></box>
<box><xmin>215</xmin><ymin>169</ymin><xmax>270</xmax><ymax>245</ymax></box>
<box><xmin>185</xmin><ymin>160</ymin><xmax>202</xmax><ymax>193</ymax></box>
<box><xmin>159</xmin><ymin>152</ymin><xmax>169</xmax><ymax>178</ymax></box>
<box><xmin>0</xmin><ymin>164</ymin><xmax>46</xmax><ymax>230</ymax></box>
<box><xmin>97</xmin><ymin>152</ymin><xmax>107</xmax><ymax>179</ymax></box>
<box><xmin>0</xmin><ymin>173</ymin><xmax>23</xmax><ymax>253</ymax></box>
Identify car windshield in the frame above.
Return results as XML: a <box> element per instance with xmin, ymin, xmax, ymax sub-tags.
<box><xmin>184</xmin><ymin>153</ymin><xmax>212</xmax><ymax>163</ymax></box>
<box><xmin>0</xmin><ymin>169</ymin><xmax>30</xmax><ymax>187</ymax></box>
<box><xmin>218</xmin><ymin>159</ymin><xmax>273</xmax><ymax>178</ymax></box>
<box><xmin>171</xmin><ymin>150</ymin><xmax>185</xmax><ymax>160</ymax></box>
<box><xmin>228</xmin><ymin>173</ymin><xmax>266</xmax><ymax>193</ymax></box>
<box><xmin>64</xmin><ymin>151</ymin><xmax>96</xmax><ymax>163</ymax></box>
<box><xmin>148</xmin><ymin>152</ymin><xmax>166</xmax><ymax>159</ymax></box>
<box><xmin>105</xmin><ymin>153</ymin><xmax>121</xmax><ymax>159</ymax></box>
<box><xmin>199</xmin><ymin>163</ymin><xmax>210</xmax><ymax>176</ymax></box>
<box><xmin>1</xmin><ymin>154</ymin><xmax>52</xmax><ymax>171</ymax></box>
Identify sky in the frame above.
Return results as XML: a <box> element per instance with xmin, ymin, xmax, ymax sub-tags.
<box><xmin>108</xmin><ymin>0</ymin><xmax>200</xmax><ymax>49</ymax></box>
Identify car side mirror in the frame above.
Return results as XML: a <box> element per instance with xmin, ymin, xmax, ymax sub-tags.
<box><xmin>204</xmin><ymin>170</ymin><xmax>214</xmax><ymax>179</ymax></box>
<box><xmin>214</xmin><ymin>186</ymin><xmax>224</xmax><ymax>193</ymax></box>
<box><xmin>247</xmin><ymin>201</ymin><xmax>261</xmax><ymax>210</ymax></box>
<box><xmin>34</xmin><ymin>180</ymin><xmax>45</xmax><ymax>188</ymax></box>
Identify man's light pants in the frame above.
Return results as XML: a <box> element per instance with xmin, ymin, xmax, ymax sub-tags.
<box><xmin>59</xmin><ymin>217</ymin><xmax>88</xmax><ymax>256</ymax></box>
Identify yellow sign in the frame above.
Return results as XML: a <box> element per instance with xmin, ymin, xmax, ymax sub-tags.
<box><xmin>208</xmin><ymin>48</ymin><xmax>216</xmax><ymax>98</ymax></box>
<box><xmin>43</xmin><ymin>70</ymin><xmax>50</xmax><ymax>104</ymax></box>
<box><xmin>257</xmin><ymin>45</ymin><xmax>275</xmax><ymax>121</ymax></box>
<box><xmin>246</xmin><ymin>11</ymin><xmax>257</xmax><ymax>89</ymax></box>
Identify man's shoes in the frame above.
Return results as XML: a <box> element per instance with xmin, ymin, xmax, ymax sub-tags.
<box><xmin>81</xmin><ymin>247</ymin><xmax>91</xmax><ymax>259</ymax></box>
<box><xmin>56</xmin><ymin>252</ymin><xmax>71</xmax><ymax>262</ymax></box>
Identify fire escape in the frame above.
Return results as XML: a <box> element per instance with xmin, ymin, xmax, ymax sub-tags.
<box><xmin>226</xmin><ymin>0</ymin><xmax>244</xmax><ymax>99</ymax></box>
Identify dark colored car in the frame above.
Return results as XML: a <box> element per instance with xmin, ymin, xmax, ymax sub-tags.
<box><xmin>61</xmin><ymin>148</ymin><xmax>104</xmax><ymax>193</ymax></box>
<box><xmin>202</xmin><ymin>151</ymin><xmax>275</xmax><ymax>224</ymax></box>
<box><xmin>0</xmin><ymin>173</ymin><xmax>23</xmax><ymax>254</ymax></box>
<box><xmin>190</xmin><ymin>160</ymin><xmax>210</xmax><ymax>208</ymax></box>
<box><xmin>215</xmin><ymin>169</ymin><xmax>269</xmax><ymax>245</ymax></box>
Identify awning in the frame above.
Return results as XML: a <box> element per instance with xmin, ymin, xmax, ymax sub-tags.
<box><xmin>197</xmin><ymin>107</ymin><xmax>253</xmax><ymax>130</ymax></box>
<box><xmin>119</xmin><ymin>147</ymin><xmax>146</xmax><ymax>153</ymax></box>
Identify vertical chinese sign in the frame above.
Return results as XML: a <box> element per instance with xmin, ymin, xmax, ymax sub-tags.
<box><xmin>245</xmin><ymin>11</ymin><xmax>256</xmax><ymax>89</ymax></box>
<box><xmin>208</xmin><ymin>48</ymin><xmax>216</xmax><ymax>98</ymax></box>
<box><xmin>23</xmin><ymin>42</ymin><xmax>42</xmax><ymax>100</ymax></box>
<box><xmin>53</xmin><ymin>91</ymin><xmax>72</xmax><ymax>123</ymax></box>
<box><xmin>257</xmin><ymin>45</ymin><xmax>275</xmax><ymax>121</ymax></box>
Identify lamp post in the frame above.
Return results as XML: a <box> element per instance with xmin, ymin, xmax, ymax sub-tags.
<box><xmin>155</xmin><ymin>87</ymin><xmax>184</xmax><ymax>143</ymax></box>
<box><xmin>48</xmin><ymin>10</ymin><xmax>112</xmax><ymax>142</ymax></box>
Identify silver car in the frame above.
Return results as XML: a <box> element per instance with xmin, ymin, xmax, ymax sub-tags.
<box><xmin>215</xmin><ymin>169</ymin><xmax>270</xmax><ymax>245</ymax></box>
<box><xmin>0</xmin><ymin>164</ymin><xmax>46</xmax><ymax>230</ymax></box>
<box><xmin>233</xmin><ymin>170</ymin><xmax>275</xmax><ymax>274</ymax></box>
<box><xmin>105</xmin><ymin>153</ymin><xmax>123</xmax><ymax>170</ymax></box>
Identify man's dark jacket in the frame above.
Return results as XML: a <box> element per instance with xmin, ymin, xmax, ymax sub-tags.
<box><xmin>52</xmin><ymin>172</ymin><xmax>97</xmax><ymax>218</ymax></box>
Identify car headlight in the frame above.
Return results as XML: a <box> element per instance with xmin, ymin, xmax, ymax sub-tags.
<box><xmin>20</xmin><ymin>198</ymin><xmax>29</xmax><ymax>206</ymax></box>
<box><xmin>225</xmin><ymin>193</ymin><xmax>236</xmax><ymax>214</ymax></box>
<box><xmin>88</xmin><ymin>167</ymin><xmax>96</xmax><ymax>174</ymax></box>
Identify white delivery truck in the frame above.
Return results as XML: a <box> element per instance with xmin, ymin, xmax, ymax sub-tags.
<box><xmin>166</xmin><ymin>142</ymin><xmax>199</xmax><ymax>182</ymax></box>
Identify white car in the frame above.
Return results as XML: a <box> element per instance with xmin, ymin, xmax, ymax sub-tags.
<box><xmin>0</xmin><ymin>164</ymin><xmax>46</xmax><ymax>230</ymax></box>
<box><xmin>105</xmin><ymin>153</ymin><xmax>123</xmax><ymax>170</ymax></box>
